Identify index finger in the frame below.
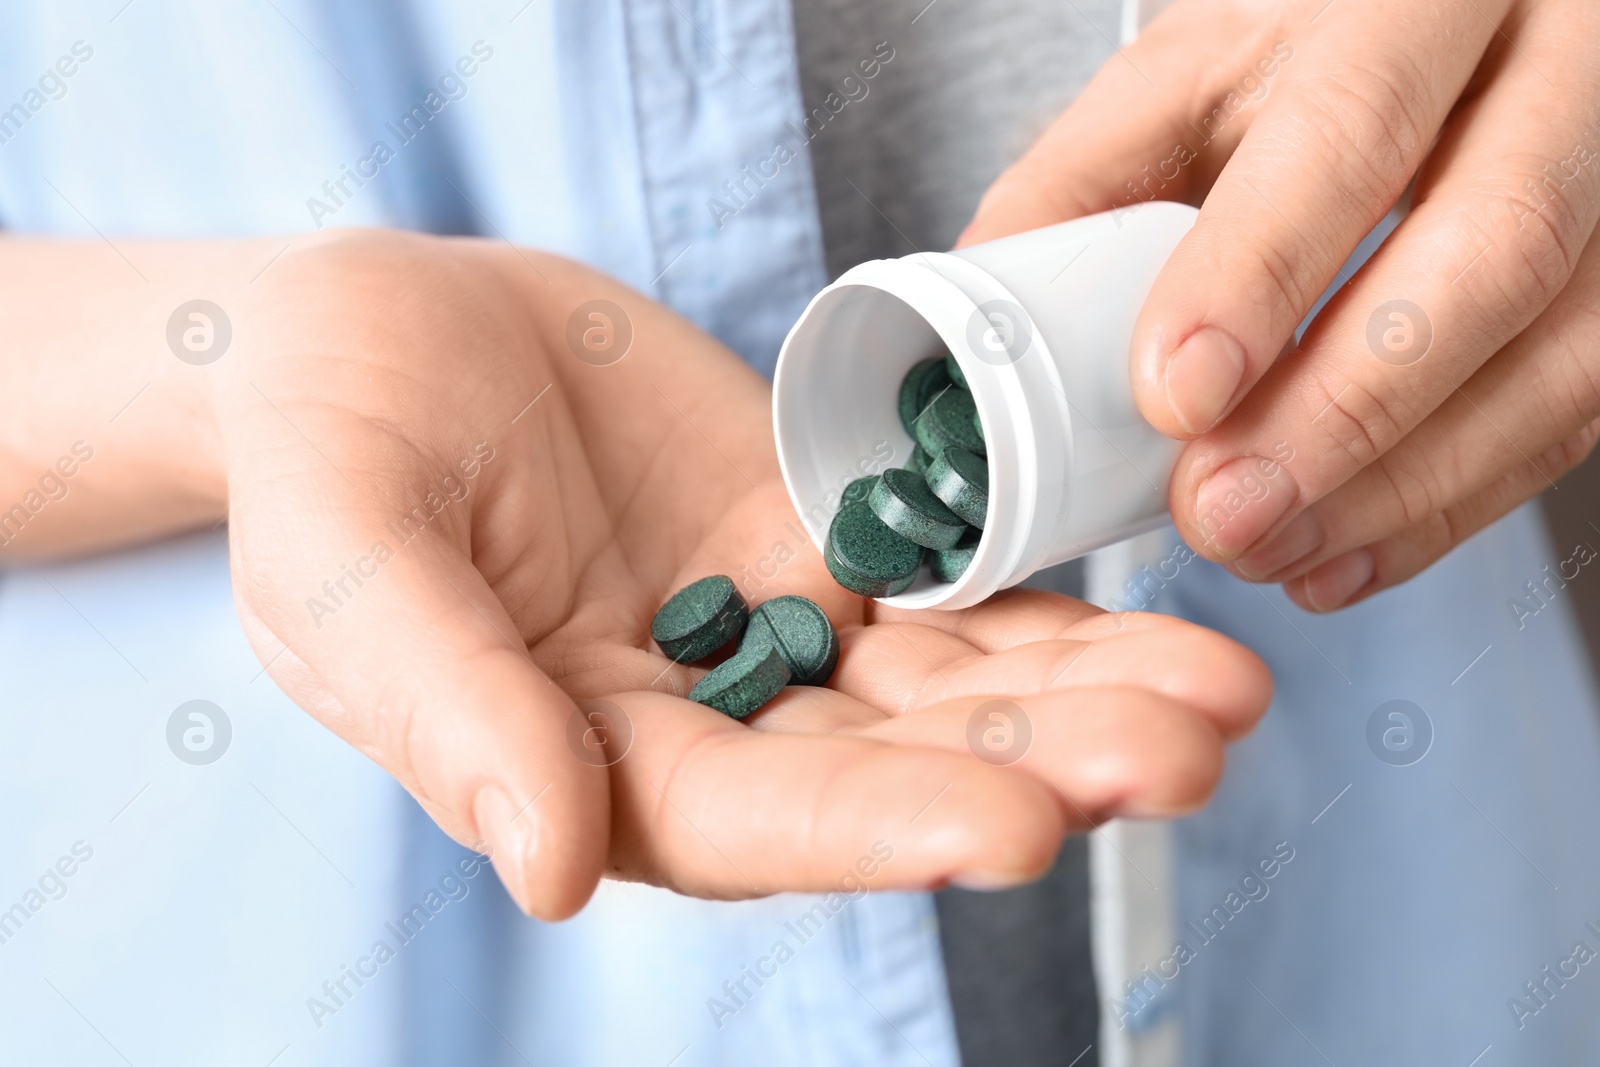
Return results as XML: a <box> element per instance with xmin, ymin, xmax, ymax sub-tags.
<box><xmin>1129</xmin><ymin>0</ymin><xmax>1501</xmax><ymax>438</ymax></box>
<box><xmin>1174</xmin><ymin>2</ymin><xmax>1600</xmax><ymax>561</ymax></box>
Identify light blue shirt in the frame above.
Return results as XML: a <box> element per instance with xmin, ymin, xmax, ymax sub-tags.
<box><xmin>2</xmin><ymin>3</ymin><xmax>1598</xmax><ymax>1065</ymax></box>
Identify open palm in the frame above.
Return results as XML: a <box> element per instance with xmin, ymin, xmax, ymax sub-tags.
<box><xmin>217</xmin><ymin>230</ymin><xmax>1270</xmax><ymax>918</ymax></box>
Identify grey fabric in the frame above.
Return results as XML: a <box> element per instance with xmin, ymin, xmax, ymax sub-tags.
<box><xmin>934</xmin><ymin>836</ymin><xmax>1099</xmax><ymax>1067</ymax></box>
<box><xmin>790</xmin><ymin>3</ymin><xmax>1115</xmax><ymax>1062</ymax></box>
<box><xmin>790</xmin><ymin>0</ymin><xmax>1120</xmax><ymax>278</ymax></box>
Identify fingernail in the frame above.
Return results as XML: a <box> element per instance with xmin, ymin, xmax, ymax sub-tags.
<box><xmin>1304</xmin><ymin>549</ymin><xmax>1375</xmax><ymax>612</ymax></box>
<box><xmin>474</xmin><ymin>785</ymin><xmax>537</xmax><ymax>915</ymax></box>
<box><xmin>1234</xmin><ymin>510</ymin><xmax>1324</xmax><ymax>581</ymax></box>
<box><xmin>1193</xmin><ymin>455</ymin><xmax>1298</xmax><ymax>559</ymax></box>
<box><xmin>948</xmin><ymin>869</ymin><xmax>1033</xmax><ymax>891</ymax></box>
<box><xmin>1163</xmin><ymin>327</ymin><xmax>1246</xmax><ymax>434</ymax></box>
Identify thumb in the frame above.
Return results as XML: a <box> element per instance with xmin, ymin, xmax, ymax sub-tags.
<box><xmin>229</xmin><ymin>473</ymin><xmax>609</xmax><ymax>921</ymax></box>
<box><xmin>956</xmin><ymin>2</ymin><xmax>1281</xmax><ymax>247</ymax></box>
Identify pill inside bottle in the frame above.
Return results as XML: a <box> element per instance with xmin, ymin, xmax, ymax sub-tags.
<box><xmin>773</xmin><ymin>202</ymin><xmax>1197</xmax><ymax>610</ymax></box>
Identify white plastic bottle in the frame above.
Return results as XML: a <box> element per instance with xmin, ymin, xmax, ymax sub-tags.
<box><xmin>772</xmin><ymin>201</ymin><xmax>1197</xmax><ymax>610</ymax></box>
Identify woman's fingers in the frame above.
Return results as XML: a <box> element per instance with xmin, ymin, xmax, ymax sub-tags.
<box><xmin>602</xmin><ymin>602</ymin><xmax>1271</xmax><ymax>895</ymax></box>
<box><xmin>603</xmin><ymin>690</ymin><xmax>1067</xmax><ymax>897</ymax></box>
<box><xmin>222</xmin><ymin>379</ymin><xmax>611</xmax><ymax>920</ymax></box>
<box><xmin>234</xmin><ymin>528</ymin><xmax>611</xmax><ymax>920</ymax></box>
<box><xmin>1230</xmin><ymin>214</ymin><xmax>1600</xmax><ymax>593</ymax></box>
<box><xmin>859</xmin><ymin>686</ymin><xmax>1231</xmax><ymax>821</ymax></box>
<box><xmin>835</xmin><ymin>612</ymin><xmax>1270</xmax><ymax>740</ymax></box>
<box><xmin>1168</xmin><ymin>0</ymin><xmax>1600</xmax><ymax>563</ymax></box>
<box><xmin>957</xmin><ymin>0</ymin><xmax>1600</xmax><ymax>619</ymax></box>
<box><xmin>871</xmin><ymin>586</ymin><xmax>1117</xmax><ymax>650</ymax></box>
<box><xmin>1130</xmin><ymin>0</ymin><xmax>1506</xmax><ymax>441</ymax></box>
<box><xmin>1286</xmin><ymin>418</ymin><xmax>1600</xmax><ymax>612</ymax></box>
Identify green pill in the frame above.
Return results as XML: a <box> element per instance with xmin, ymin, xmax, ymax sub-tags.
<box><xmin>750</xmin><ymin>595</ymin><xmax>839</xmax><ymax>686</ymax></box>
<box><xmin>650</xmin><ymin>575</ymin><xmax>749</xmax><ymax>663</ymax></box>
<box><xmin>944</xmin><ymin>352</ymin><xmax>968</xmax><ymax>390</ymax></box>
<box><xmin>926</xmin><ymin>446</ymin><xmax>989</xmax><ymax>529</ymax></box>
<box><xmin>914</xmin><ymin>387</ymin><xmax>985</xmax><ymax>459</ymax></box>
<box><xmin>868</xmin><ymin>467</ymin><xmax>967</xmax><ymax>550</ymax></box>
<box><xmin>688</xmin><ymin>640</ymin><xmax>791</xmax><ymax>719</ymax></box>
<box><xmin>840</xmin><ymin>475</ymin><xmax>879</xmax><ymax>508</ymax></box>
<box><xmin>909</xmin><ymin>445</ymin><xmax>934</xmax><ymax>477</ymax></box>
<box><xmin>897</xmin><ymin>357</ymin><xmax>953</xmax><ymax>436</ymax></box>
<box><xmin>931</xmin><ymin>526</ymin><xmax>982</xmax><ymax>583</ymax></box>
<box><xmin>826</xmin><ymin>502</ymin><xmax>923</xmax><ymax>598</ymax></box>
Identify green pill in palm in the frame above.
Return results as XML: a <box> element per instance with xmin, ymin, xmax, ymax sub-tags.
<box><xmin>826</xmin><ymin>502</ymin><xmax>923</xmax><ymax>597</ymax></box>
<box><xmin>944</xmin><ymin>353</ymin><xmax>968</xmax><ymax>390</ymax></box>
<box><xmin>688</xmin><ymin>640</ymin><xmax>791</xmax><ymax>719</ymax></box>
<box><xmin>650</xmin><ymin>574</ymin><xmax>749</xmax><ymax>663</ymax></box>
<box><xmin>868</xmin><ymin>467</ymin><xmax>967</xmax><ymax>550</ymax></box>
<box><xmin>931</xmin><ymin>526</ymin><xmax>982</xmax><ymax>582</ymax></box>
<box><xmin>914</xmin><ymin>387</ymin><xmax>985</xmax><ymax>458</ymax></box>
<box><xmin>926</xmin><ymin>447</ymin><xmax>989</xmax><ymax>529</ymax></box>
<box><xmin>840</xmin><ymin>475</ymin><xmax>879</xmax><ymax>508</ymax></box>
<box><xmin>750</xmin><ymin>595</ymin><xmax>838</xmax><ymax>686</ymax></box>
<box><xmin>897</xmin><ymin>357</ymin><xmax>953</xmax><ymax>436</ymax></box>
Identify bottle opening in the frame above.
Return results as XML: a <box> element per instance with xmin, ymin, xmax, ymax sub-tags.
<box><xmin>776</xmin><ymin>208</ymin><xmax>1195</xmax><ymax>611</ymax></box>
<box><xmin>773</xmin><ymin>257</ymin><xmax>1041</xmax><ymax>609</ymax></box>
